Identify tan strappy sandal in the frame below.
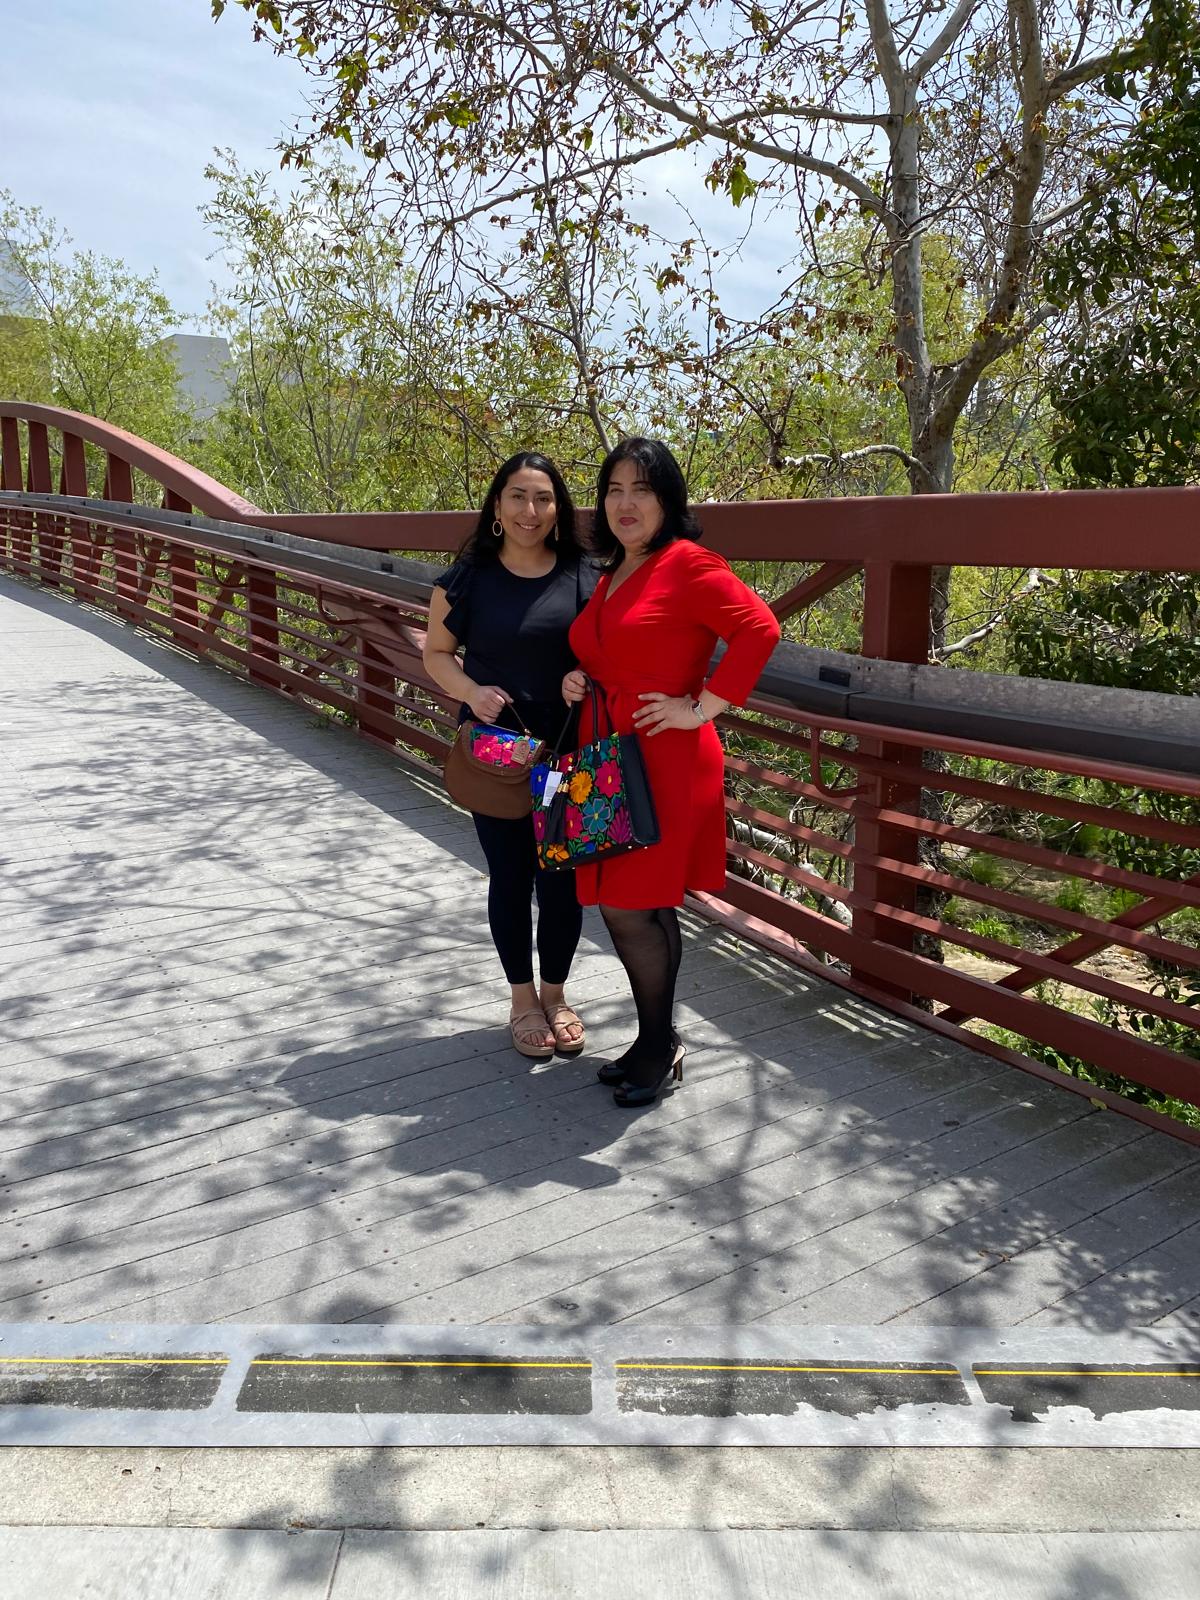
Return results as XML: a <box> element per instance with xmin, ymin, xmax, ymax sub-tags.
<box><xmin>510</xmin><ymin>1007</ymin><xmax>555</xmax><ymax>1061</ymax></box>
<box><xmin>543</xmin><ymin>1003</ymin><xmax>586</xmax><ymax>1057</ymax></box>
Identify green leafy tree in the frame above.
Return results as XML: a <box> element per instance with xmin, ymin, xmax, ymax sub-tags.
<box><xmin>1016</xmin><ymin>5</ymin><xmax>1200</xmax><ymax>697</ymax></box>
<box><xmin>210</xmin><ymin>0</ymin><xmax>1189</xmax><ymax>504</ymax></box>
<box><xmin>0</xmin><ymin>192</ymin><xmax>192</xmax><ymax>456</ymax></box>
<box><xmin>201</xmin><ymin>156</ymin><xmax>608</xmax><ymax>511</ymax></box>
<box><xmin>1045</xmin><ymin>0</ymin><xmax>1200</xmax><ymax>488</ymax></box>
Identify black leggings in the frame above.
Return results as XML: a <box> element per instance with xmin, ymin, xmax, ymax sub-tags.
<box><xmin>472</xmin><ymin>811</ymin><xmax>583</xmax><ymax>985</ymax></box>
<box><xmin>600</xmin><ymin>905</ymin><xmax>683</xmax><ymax>1069</ymax></box>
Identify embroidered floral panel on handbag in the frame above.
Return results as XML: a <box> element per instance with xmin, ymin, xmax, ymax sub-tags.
<box><xmin>532</xmin><ymin>734</ymin><xmax>634</xmax><ymax>863</ymax></box>
<box><xmin>469</xmin><ymin>725</ymin><xmax>538</xmax><ymax>768</ymax></box>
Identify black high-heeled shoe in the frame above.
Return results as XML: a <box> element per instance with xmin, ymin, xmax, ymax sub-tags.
<box><xmin>612</xmin><ymin>1041</ymin><xmax>686</xmax><ymax>1108</ymax></box>
<box><xmin>596</xmin><ymin>1032</ymin><xmax>682</xmax><ymax>1087</ymax></box>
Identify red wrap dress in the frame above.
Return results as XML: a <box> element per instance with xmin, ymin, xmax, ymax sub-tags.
<box><xmin>568</xmin><ymin>539</ymin><xmax>781</xmax><ymax>909</ymax></box>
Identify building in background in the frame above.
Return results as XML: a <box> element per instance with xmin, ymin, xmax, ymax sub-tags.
<box><xmin>156</xmin><ymin>332</ymin><xmax>231</xmax><ymax>420</ymax></box>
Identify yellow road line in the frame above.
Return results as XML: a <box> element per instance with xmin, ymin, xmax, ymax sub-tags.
<box><xmin>0</xmin><ymin>1356</ymin><xmax>589</xmax><ymax>1371</ymax></box>
<box><xmin>614</xmin><ymin>1363</ymin><xmax>960</xmax><ymax>1376</ymax></box>
<box><xmin>0</xmin><ymin>1357</ymin><xmax>227</xmax><ymax>1367</ymax></box>
<box><xmin>249</xmin><ymin>1358</ymin><xmax>591</xmax><ymax>1370</ymax></box>
<box><xmin>976</xmin><ymin>1368</ymin><xmax>1200</xmax><ymax>1379</ymax></box>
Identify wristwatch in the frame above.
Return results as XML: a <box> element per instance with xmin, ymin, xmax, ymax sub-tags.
<box><xmin>690</xmin><ymin>699</ymin><xmax>709</xmax><ymax>724</ymax></box>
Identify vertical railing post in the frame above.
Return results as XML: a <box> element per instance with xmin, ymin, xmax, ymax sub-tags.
<box><xmin>357</xmin><ymin>639</ymin><xmax>397</xmax><ymax>744</ymax></box>
<box><xmin>59</xmin><ymin>432</ymin><xmax>88</xmax><ymax>589</ymax></box>
<box><xmin>25</xmin><ymin>421</ymin><xmax>56</xmax><ymax>585</ymax></box>
<box><xmin>104</xmin><ymin>452</ymin><xmax>137</xmax><ymax>620</ymax></box>
<box><xmin>1</xmin><ymin>417</ymin><xmax>26</xmax><ymax>571</ymax></box>
<box><xmin>246</xmin><ymin>565</ymin><xmax>282</xmax><ymax>686</ymax></box>
<box><xmin>848</xmin><ymin>560</ymin><xmax>934</xmax><ymax>1000</ymax></box>
<box><xmin>163</xmin><ymin>489</ymin><xmax>199</xmax><ymax>647</ymax></box>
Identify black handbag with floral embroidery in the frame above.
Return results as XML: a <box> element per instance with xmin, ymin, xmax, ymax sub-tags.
<box><xmin>530</xmin><ymin>684</ymin><xmax>659</xmax><ymax>871</ymax></box>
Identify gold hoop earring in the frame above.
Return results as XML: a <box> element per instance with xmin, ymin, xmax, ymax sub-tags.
<box><xmin>491</xmin><ymin>518</ymin><xmax>503</xmax><ymax>540</ymax></box>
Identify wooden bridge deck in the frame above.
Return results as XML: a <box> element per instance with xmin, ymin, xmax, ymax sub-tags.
<box><xmin>3</xmin><ymin>571</ymin><xmax>1200</xmax><ymax>1334</ymax></box>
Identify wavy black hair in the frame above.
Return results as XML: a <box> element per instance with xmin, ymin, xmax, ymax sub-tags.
<box><xmin>590</xmin><ymin>437</ymin><xmax>702</xmax><ymax>568</ymax></box>
<box><xmin>458</xmin><ymin>451</ymin><xmax>582</xmax><ymax>565</ymax></box>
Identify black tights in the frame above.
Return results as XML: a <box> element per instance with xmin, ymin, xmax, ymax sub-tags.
<box><xmin>601</xmin><ymin>905</ymin><xmax>682</xmax><ymax>1075</ymax></box>
<box><xmin>473</xmin><ymin>812</ymin><xmax>583</xmax><ymax>985</ymax></box>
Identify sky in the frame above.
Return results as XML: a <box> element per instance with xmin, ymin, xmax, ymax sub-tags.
<box><xmin>2</xmin><ymin>0</ymin><xmax>800</xmax><ymax>334</ymax></box>
<box><xmin>2</xmin><ymin>0</ymin><xmax>312</xmax><ymax>327</ymax></box>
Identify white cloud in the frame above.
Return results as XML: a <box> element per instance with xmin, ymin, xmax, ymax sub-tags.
<box><xmin>0</xmin><ymin>2</ymin><xmax>805</xmax><ymax>338</ymax></box>
<box><xmin>0</xmin><ymin>0</ymin><xmax>311</xmax><ymax>324</ymax></box>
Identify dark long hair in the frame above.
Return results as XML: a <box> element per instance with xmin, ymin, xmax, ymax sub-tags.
<box><xmin>591</xmin><ymin>437</ymin><xmax>702</xmax><ymax>568</ymax></box>
<box><xmin>457</xmin><ymin>451</ymin><xmax>582</xmax><ymax>565</ymax></box>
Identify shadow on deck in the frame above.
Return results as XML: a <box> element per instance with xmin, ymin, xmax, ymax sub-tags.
<box><xmin>3</xmin><ymin>572</ymin><xmax>1200</xmax><ymax>1336</ymax></box>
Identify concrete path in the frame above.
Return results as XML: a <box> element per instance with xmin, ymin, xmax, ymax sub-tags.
<box><xmin>2</xmin><ymin>1526</ymin><xmax>1196</xmax><ymax>1598</ymax></box>
<box><xmin>3</xmin><ymin>571</ymin><xmax>1200</xmax><ymax>1334</ymax></box>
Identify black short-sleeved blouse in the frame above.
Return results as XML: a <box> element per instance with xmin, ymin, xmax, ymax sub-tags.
<box><xmin>434</xmin><ymin>554</ymin><xmax>599</xmax><ymax>743</ymax></box>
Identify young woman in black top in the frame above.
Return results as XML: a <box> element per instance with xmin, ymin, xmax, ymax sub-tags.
<box><xmin>423</xmin><ymin>452</ymin><xmax>597</xmax><ymax>1060</ymax></box>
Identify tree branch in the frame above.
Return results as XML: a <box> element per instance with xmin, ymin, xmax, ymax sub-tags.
<box><xmin>907</xmin><ymin>0</ymin><xmax>980</xmax><ymax>84</ymax></box>
<box><xmin>931</xmin><ymin>0</ymin><xmax>1047</xmax><ymax>438</ymax></box>
<box><xmin>777</xmin><ymin>443</ymin><xmax>939</xmax><ymax>489</ymax></box>
<box><xmin>934</xmin><ymin>569</ymin><xmax>1054</xmax><ymax>661</ymax></box>
<box><xmin>597</xmin><ymin>56</ymin><xmax>893</xmax><ymax>217</ymax></box>
<box><xmin>865</xmin><ymin>0</ymin><xmax>905</xmax><ymax>94</ymax></box>
<box><xmin>1045</xmin><ymin>40</ymin><xmax>1153</xmax><ymax>101</ymax></box>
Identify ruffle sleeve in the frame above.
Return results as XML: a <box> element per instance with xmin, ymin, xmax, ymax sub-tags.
<box><xmin>433</xmin><ymin>558</ymin><xmax>473</xmax><ymax>644</ymax></box>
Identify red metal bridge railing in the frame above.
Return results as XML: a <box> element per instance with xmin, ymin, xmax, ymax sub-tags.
<box><xmin>2</xmin><ymin>402</ymin><xmax>1197</xmax><ymax>1140</ymax></box>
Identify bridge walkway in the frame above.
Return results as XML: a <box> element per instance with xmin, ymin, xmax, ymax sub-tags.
<box><xmin>3</xmin><ymin>571</ymin><xmax>1200</xmax><ymax>1336</ymax></box>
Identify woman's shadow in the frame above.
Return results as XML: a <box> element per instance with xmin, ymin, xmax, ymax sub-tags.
<box><xmin>0</xmin><ymin>576</ymin><xmax>636</xmax><ymax>1325</ymax></box>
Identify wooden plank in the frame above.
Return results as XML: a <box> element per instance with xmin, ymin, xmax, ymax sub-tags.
<box><xmin>3</xmin><ymin>578</ymin><xmax>1199</xmax><ymax>1333</ymax></box>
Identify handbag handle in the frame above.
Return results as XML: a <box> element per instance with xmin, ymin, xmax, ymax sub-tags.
<box><xmin>472</xmin><ymin>693</ymin><xmax>534</xmax><ymax>739</ymax></box>
<box><xmin>547</xmin><ymin>676</ymin><xmax>612</xmax><ymax>757</ymax></box>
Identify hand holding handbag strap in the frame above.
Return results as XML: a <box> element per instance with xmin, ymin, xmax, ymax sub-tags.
<box><xmin>547</xmin><ymin>681</ymin><xmax>589</xmax><ymax>758</ymax></box>
<box><xmin>546</xmin><ymin>677</ymin><xmax>617</xmax><ymax>760</ymax></box>
<box><xmin>502</xmin><ymin>700</ymin><xmax>536</xmax><ymax>738</ymax></box>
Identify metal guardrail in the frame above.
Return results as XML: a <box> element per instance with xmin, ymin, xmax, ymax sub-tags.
<box><xmin>1</xmin><ymin>408</ymin><xmax>1198</xmax><ymax>1138</ymax></box>
<box><xmin>7</xmin><ymin>494</ymin><xmax>1196</xmax><ymax>779</ymax></box>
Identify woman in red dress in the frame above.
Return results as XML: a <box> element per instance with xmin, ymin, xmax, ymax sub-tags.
<box><xmin>563</xmin><ymin>439</ymin><xmax>781</xmax><ymax>1107</ymax></box>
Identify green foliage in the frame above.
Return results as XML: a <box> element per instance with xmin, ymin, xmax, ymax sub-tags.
<box><xmin>1044</xmin><ymin>1</ymin><xmax>1200</xmax><ymax>487</ymax></box>
<box><xmin>1009</xmin><ymin>570</ymin><xmax>1200</xmax><ymax>697</ymax></box>
<box><xmin>984</xmin><ymin>970</ymin><xmax>1200</xmax><ymax>1129</ymax></box>
<box><xmin>1053</xmin><ymin>878</ymin><xmax>1093</xmax><ymax>914</ymax></box>
<box><xmin>966</xmin><ymin>913</ymin><xmax>1017</xmax><ymax>945</ymax></box>
<box><xmin>0</xmin><ymin>191</ymin><xmax>193</xmax><ymax>457</ymax></box>
<box><xmin>198</xmin><ymin>156</ymin><xmax>603</xmax><ymax>514</ymax></box>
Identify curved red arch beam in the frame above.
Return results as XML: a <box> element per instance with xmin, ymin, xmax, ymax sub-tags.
<box><xmin>0</xmin><ymin>401</ymin><xmax>265</xmax><ymax>521</ymax></box>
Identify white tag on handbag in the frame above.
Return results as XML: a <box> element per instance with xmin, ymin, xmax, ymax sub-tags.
<box><xmin>541</xmin><ymin>770</ymin><xmax>565</xmax><ymax>806</ymax></box>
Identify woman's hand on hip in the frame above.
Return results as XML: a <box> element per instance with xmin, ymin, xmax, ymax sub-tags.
<box><xmin>633</xmin><ymin>693</ymin><xmax>702</xmax><ymax>736</ymax></box>
<box><xmin>562</xmin><ymin>669</ymin><xmax>589</xmax><ymax>705</ymax></box>
<box><xmin>467</xmin><ymin>685</ymin><xmax>512</xmax><ymax>722</ymax></box>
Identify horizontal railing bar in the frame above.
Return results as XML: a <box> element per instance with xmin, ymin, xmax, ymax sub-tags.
<box><xmin>724</xmin><ymin>838</ymin><xmax>851</xmax><ymax>903</ymax></box>
<box><xmin>9</xmin><ymin>494</ymin><xmax>1199</xmax><ymax>785</ymax></box>
<box><xmin>6</xmin><ymin>435</ymin><xmax>1200</xmax><ymax>565</ymax></box>
<box><xmin>739</xmin><ymin>701</ymin><xmax>1200</xmax><ymax>798</ymax></box>
<box><xmin>844</xmin><ymin>803</ymin><xmax>1200</xmax><ymax>909</ymax></box>
<box><xmin>727</xmin><ymin>732</ymin><xmax>1200</xmax><ymax>852</ymax></box>
<box><xmin>724</xmin><ymin>795</ymin><xmax>853</xmax><ymax>861</ymax></box>
<box><xmin>0</xmin><ymin>493</ymin><xmax>441</xmax><ymax>603</ymax></box>
<box><xmin>724</xmin><ymin>753</ymin><xmax>857</xmax><ymax>814</ymax></box>
<box><xmin>865</xmin><ymin>902</ymin><xmax>1200</xmax><ymax>1031</ymax></box>
<box><xmin>714</xmin><ymin>874</ymin><xmax>1200</xmax><ymax>1105</ymax></box>
<box><xmin>732</xmin><ymin>779</ymin><xmax>1199</xmax><ymax>914</ymax></box>
<box><xmin>866</xmin><ymin>854</ymin><xmax>1200</xmax><ymax>971</ymax></box>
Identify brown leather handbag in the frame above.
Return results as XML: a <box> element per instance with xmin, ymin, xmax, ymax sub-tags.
<box><xmin>443</xmin><ymin>707</ymin><xmax>546</xmax><ymax>819</ymax></box>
